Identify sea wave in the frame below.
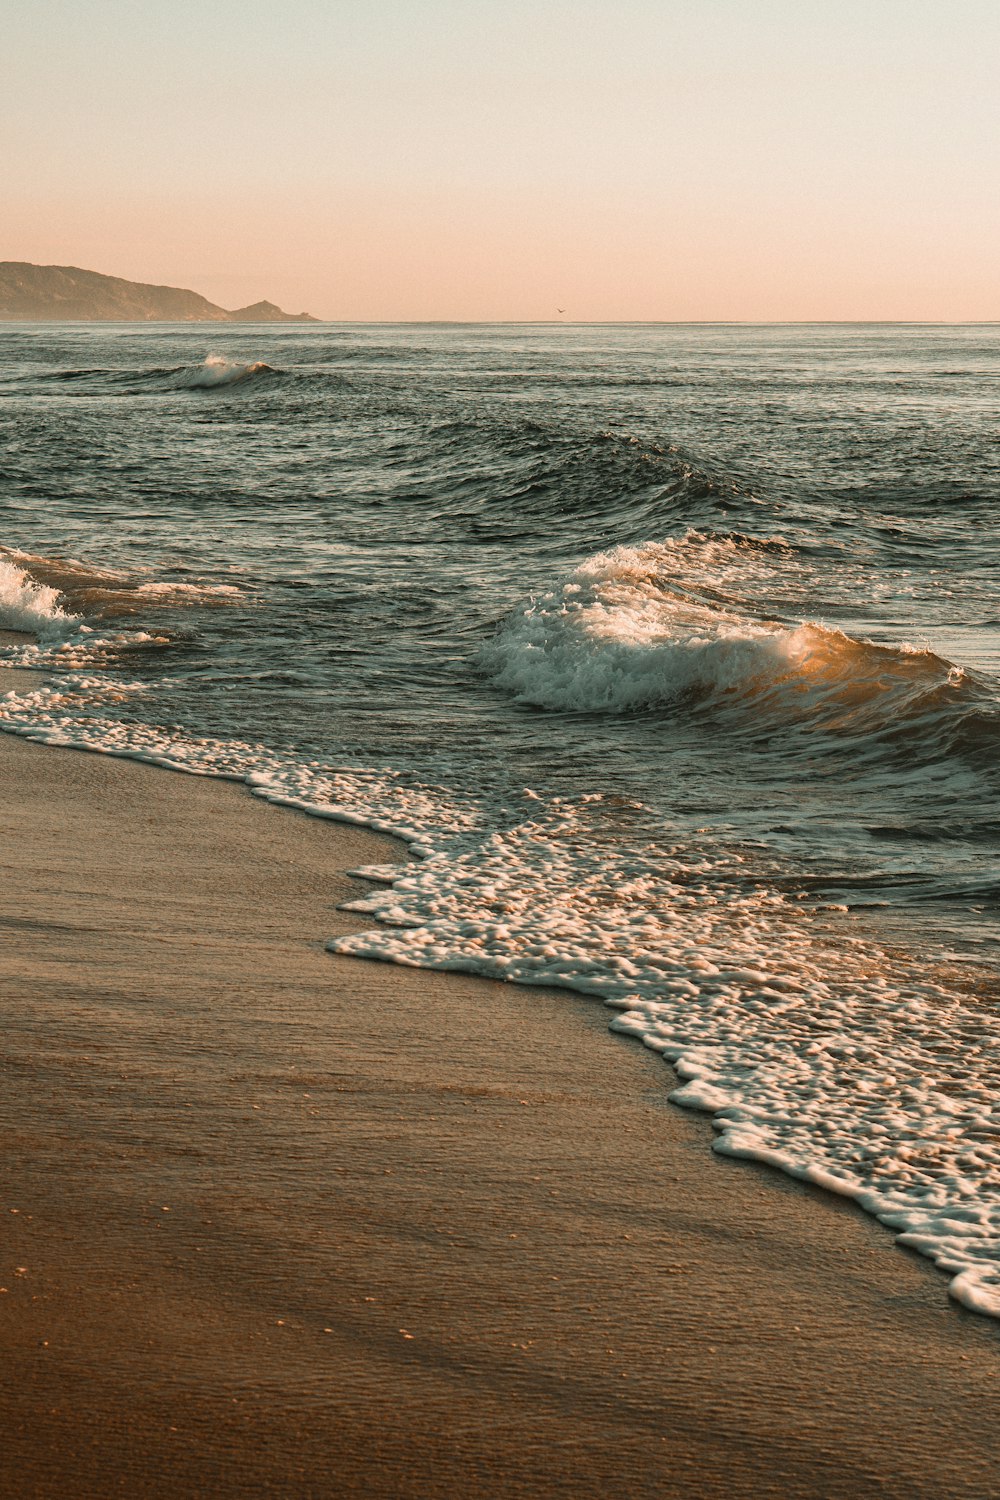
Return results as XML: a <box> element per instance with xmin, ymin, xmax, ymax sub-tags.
<box><xmin>0</xmin><ymin>548</ymin><xmax>241</xmax><ymax>666</ymax></box>
<box><xmin>1</xmin><ymin>548</ymin><xmax>243</xmax><ymax>618</ymax></box>
<box><xmin>30</xmin><ymin>356</ymin><xmax>281</xmax><ymax>394</ymax></box>
<box><xmin>122</xmin><ymin>356</ymin><xmax>279</xmax><ymax>391</ymax></box>
<box><xmin>0</xmin><ymin>553</ymin><xmax>73</xmax><ymax>638</ymax></box>
<box><xmin>480</xmin><ymin>540</ymin><xmax>987</xmax><ymax>753</ymax></box>
<box><xmin>160</xmin><ymin>356</ymin><xmax>277</xmax><ymax>390</ymax></box>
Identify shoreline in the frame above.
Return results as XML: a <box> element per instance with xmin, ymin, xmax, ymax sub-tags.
<box><xmin>1</xmin><ymin>682</ymin><xmax>999</xmax><ymax>1495</ymax></box>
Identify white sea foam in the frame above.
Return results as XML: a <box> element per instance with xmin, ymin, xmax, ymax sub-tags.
<box><xmin>130</xmin><ymin>580</ymin><xmax>243</xmax><ymax>600</ymax></box>
<box><xmin>0</xmin><ymin>662</ymin><xmax>998</xmax><ymax>1318</ymax></box>
<box><xmin>330</xmin><ymin>812</ymin><xmax>1000</xmax><ymax>1319</ymax></box>
<box><xmin>172</xmin><ymin>356</ymin><xmax>273</xmax><ymax>390</ymax></box>
<box><xmin>0</xmin><ymin>555</ymin><xmax>74</xmax><ymax>639</ymax></box>
<box><xmin>480</xmin><ymin>540</ymin><xmax>954</xmax><ymax>727</ymax></box>
<box><xmin>0</xmin><ymin>550</ymin><xmax>243</xmax><ymax>668</ymax></box>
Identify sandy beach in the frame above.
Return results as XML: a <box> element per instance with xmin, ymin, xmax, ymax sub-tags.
<box><xmin>1</xmin><ymin>659</ymin><xmax>999</xmax><ymax>1498</ymax></box>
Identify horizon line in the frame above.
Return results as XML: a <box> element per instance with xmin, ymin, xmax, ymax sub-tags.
<box><xmin>2</xmin><ymin>317</ymin><xmax>999</xmax><ymax>328</ymax></box>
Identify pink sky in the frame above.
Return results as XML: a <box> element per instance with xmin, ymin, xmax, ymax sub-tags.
<box><xmin>4</xmin><ymin>0</ymin><xmax>998</xmax><ymax>320</ymax></box>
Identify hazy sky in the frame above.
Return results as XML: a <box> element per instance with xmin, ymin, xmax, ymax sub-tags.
<box><xmin>4</xmin><ymin>0</ymin><xmax>998</xmax><ymax>320</ymax></box>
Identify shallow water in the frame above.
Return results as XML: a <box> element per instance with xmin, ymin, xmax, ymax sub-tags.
<box><xmin>2</xmin><ymin>321</ymin><xmax>998</xmax><ymax>1313</ymax></box>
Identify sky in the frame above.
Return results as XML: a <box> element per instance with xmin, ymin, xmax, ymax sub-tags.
<box><xmin>3</xmin><ymin>0</ymin><xmax>999</xmax><ymax>321</ymax></box>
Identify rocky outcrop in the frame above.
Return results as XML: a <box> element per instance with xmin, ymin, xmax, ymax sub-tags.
<box><xmin>0</xmin><ymin>263</ymin><xmax>318</xmax><ymax>322</ymax></box>
<box><xmin>226</xmin><ymin>299</ymin><xmax>313</xmax><ymax>323</ymax></box>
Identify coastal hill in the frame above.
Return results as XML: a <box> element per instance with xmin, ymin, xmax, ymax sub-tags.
<box><xmin>0</xmin><ymin>262</ymin><xmax>318</xmax><ymax>322</ymax></box>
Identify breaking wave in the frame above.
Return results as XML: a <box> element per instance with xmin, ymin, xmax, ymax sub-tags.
<box><xmin>1</xmin><ymin>548</ymin><xmax>243</xmax><ymax>618</ymax></box>
<box><xmin>0</xmin><ymin>553</ymin><xmax>72</xmax><ymax>639</ymax></box>
<box><xmin>162</xmin><ymin>356</ymin><xmax>277</xmax><ymax>390</ymax></box>
<box><xmin>0</xmin><ymin>548</ymin><xmax>243</xmax><ymax>665</ymax></box>
<box><xmin>33</xmin><ymin>356</ymin><xmax>280</xmax><ymax>393</ymax></box>
<box><xmin>117</xmin><ymin>356</ymin><xmax>279</xmax><ymax>391</ymax></box>
<box><xmin>481</xmin><ymin>539</ymin><xmax>993</xmax><ymax>766</ymax></box>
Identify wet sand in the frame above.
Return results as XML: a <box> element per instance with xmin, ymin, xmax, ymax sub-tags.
<box><xmin>1</xmin><ymin>694</ymin><xmax>999</xmax><ymax>1498</ymax></box>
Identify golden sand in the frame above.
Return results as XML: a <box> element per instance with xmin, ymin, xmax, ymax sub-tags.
<box><xmin>0</xmin><ymin>715</ymin><xmax>997</xmax><ymax>1498</ymax></box>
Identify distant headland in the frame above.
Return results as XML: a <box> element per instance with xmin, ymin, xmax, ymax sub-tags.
<box><xmin>0</xmin><ymin>262</ymin><xmax>318</xmax><ymax>322</ymax></box>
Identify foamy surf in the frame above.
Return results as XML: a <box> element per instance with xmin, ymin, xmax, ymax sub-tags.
<box><xmin>481</xmin><ymin>541</ymin><xmax>978</xmax><ymax>750</ymax></box>
<box><xmin>0</xmin><ymin>662</ymin><xmax>998</xmax><ymax>1319</ymax></box>
<box><xmin>0</xmin><ymin>554</ymin><xmax>74</xmax><ymax>639</ymax></box>
<box><xmin>5</xmin><ymin>546</ymin><xmax>242</xmax><ymax>606</ymax></box>
<box><xmin>0</xmin><ymin>549</ymin><xmax>243</xmax><ymax>666</ymax></box>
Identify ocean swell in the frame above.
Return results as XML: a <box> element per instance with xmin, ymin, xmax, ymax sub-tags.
<box><xmin>161</xmin><ymin>356</ymin><xmax>276</xmax><ymax>390</ymax></box>
<box><xmin>481</xmin><ymin>541</ymin><xmax>982</xmax><ymax>758</ymax></box>
<box><xmin>33</xmin><ymin>356</ymin><xmax>280</xmax><ymax>394</ymax></box>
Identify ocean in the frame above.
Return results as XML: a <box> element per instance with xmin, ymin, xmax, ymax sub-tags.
<box><xmin>1</xmin><ymin>321</ymin><xmax>998</xmax><ymax>1316</ymax></box>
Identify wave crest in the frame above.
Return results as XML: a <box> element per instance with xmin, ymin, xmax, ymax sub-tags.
<box><xmin>481</xmin><ymin>540</ymin><xmax>968</xmax><ymax>736</ymax></box>
<box><xmin>159</xmin><ymin>356</ymin><xmax>277</xmax><ymax>390</ymax></box>
<box><xmin>1</xmin><ymin>548</ymin><xmax>243</xmax><ymax>620</ymax></box>
<box><xmin>44</xmin><ymin>357</ymin><xmax>278</xmax><ymax>393</ymax></box>
<box><xmin>0</xmin><ymin>554</ymin><xmax>74</xmax><ymax>639</ymax></box>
